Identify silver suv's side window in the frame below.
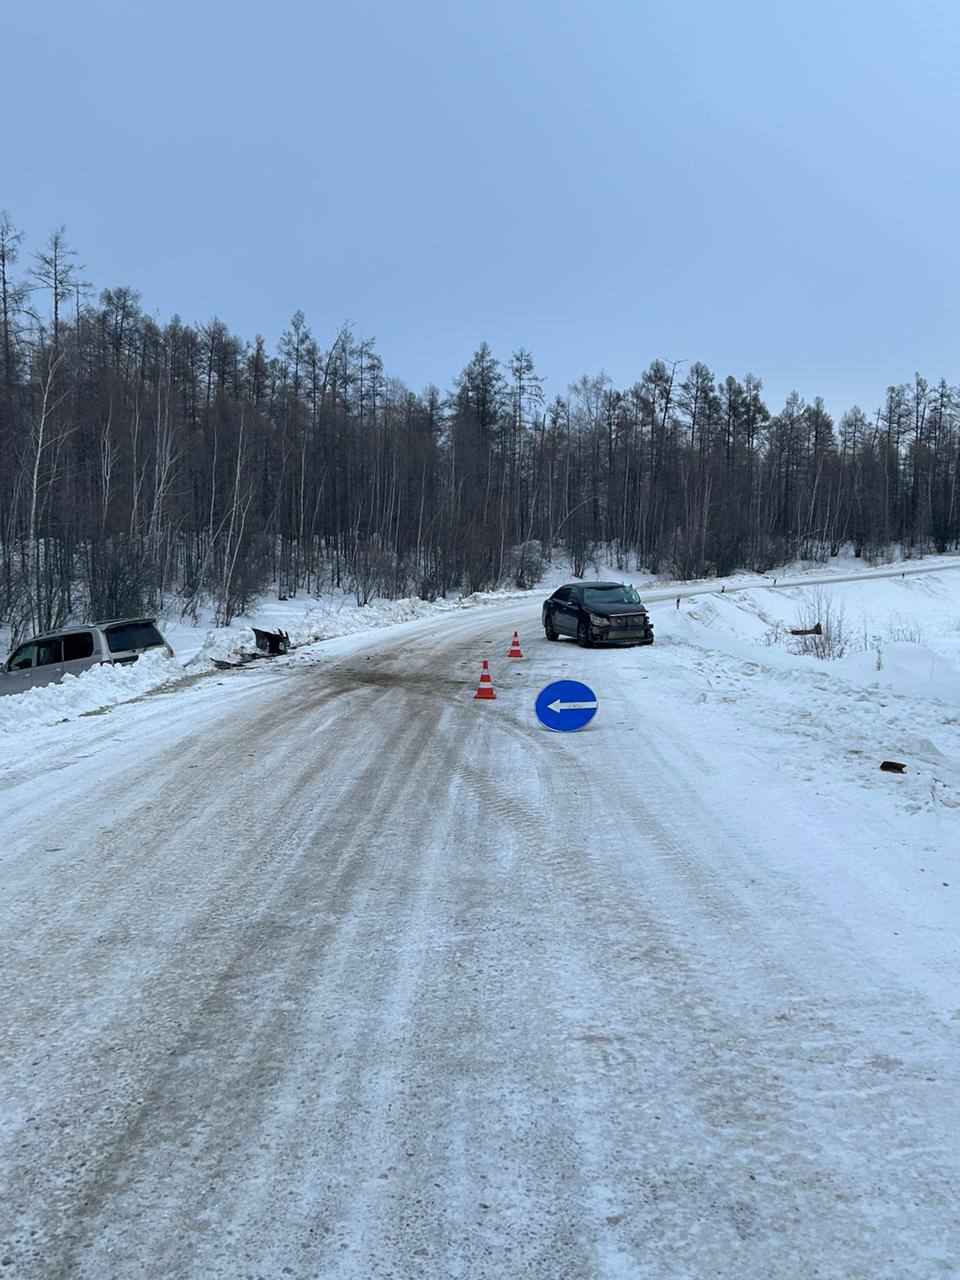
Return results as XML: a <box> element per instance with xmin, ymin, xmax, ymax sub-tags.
<box><xmin>63</xmin><ymin>632</ymin><xmax>95</xmax><ymax>661</ymax></box>
<box><xmin>36</xmin><ymin>638</ymin><xmax>64</xmax><ymax>667</ymax></box>
<box><xmin>8</xmin><ymin>642</ymin><xmax>38</xmax><ymax>670</ymax></box>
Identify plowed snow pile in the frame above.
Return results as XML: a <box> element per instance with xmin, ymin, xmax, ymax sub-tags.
<box><xmin>0</xmin><ymin>650</ymin><xmax>181</xmax><ymax>736</ymax></box>
<box><xmin>0</xmin><ymin>589</ymin><xmax>536</xmax><ymax>735</ymax></box>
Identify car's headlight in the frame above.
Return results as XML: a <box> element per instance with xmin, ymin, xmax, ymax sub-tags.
<box><xmin>588</xmin><ymin>613</ymin><xmax>609</xmax><ymax>626</ymax></box>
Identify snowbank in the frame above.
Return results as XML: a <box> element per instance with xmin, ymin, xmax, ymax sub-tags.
<box><xmin>0</xmin><ymin>588</ymin><xmax>539</xmax><ymax>735</ymax></box>
<box><xmin>183</xmin><ymin>588</ymin><xmax>537</xmax><ymax>668</ymax></box>
<box><xmin>835</xmin><ymin>641</ymin><xmax>960</xmax><ymax>703</ymax></box>
<box><xmin>0</xmin><ymin>649</ymin><xmax>180</xmax><ymax>737</ymax></box>
<box><xmin>660</xmin><ymin>570</ymin><xmax>960</xmax><ymax>702</ymax></box>
<box><xmin>642</xmin><ymin>569</ymin><xmax>960</xmax><ymax>819</ymax></box>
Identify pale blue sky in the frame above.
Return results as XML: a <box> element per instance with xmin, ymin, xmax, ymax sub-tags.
<box><xmin>4</xmin><ymin>0</ymin><xmax>959</xmax><ymax>415</ymax></box>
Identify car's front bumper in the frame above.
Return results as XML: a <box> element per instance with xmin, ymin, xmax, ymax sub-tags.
<box><xmin>590</xmin><ymin>627</ymin><xmax>654</xmax><ymax>645</ymax></box>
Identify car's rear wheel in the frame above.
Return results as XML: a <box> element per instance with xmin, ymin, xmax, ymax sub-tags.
<box><xmin>544</xmin><ymin>617</ymin><xmax>559</xmax><ymax>641</ymax></box>
<box><xmin>576</xmin><ymin>619</ymin><xmax>591</xmax><ymax>648</ymax></box>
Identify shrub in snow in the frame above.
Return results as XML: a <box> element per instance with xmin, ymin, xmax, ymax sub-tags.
<box><xmin>886</xmin><ymin>613</ymin><xmax>926</xmax><ymax>645</ymax></box>
<box><xmin>789</xmin><ymin>588</ymin><xmax>850</xmax><ymax>660</ymax></box>
<box><xmin>507</xmin><ymin>541</ymin><xmax>544</xmax><ymax>590</ymax></box>
<box><xmin>348</xmin><ymin>542</ymin><xmax>399</xmax><ymax>606</ymax></box>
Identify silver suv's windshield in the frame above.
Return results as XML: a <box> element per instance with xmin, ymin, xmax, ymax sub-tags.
<box><xmin>582</xmin><ymin>586</ymin><xmax>641</xmax><ymax>608</ymax></box>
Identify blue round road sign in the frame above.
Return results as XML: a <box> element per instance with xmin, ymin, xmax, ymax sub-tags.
<box><xmin>535</xmin><ymin>679</ymin><xmax>599</xmax><ymax>732</ymax></box>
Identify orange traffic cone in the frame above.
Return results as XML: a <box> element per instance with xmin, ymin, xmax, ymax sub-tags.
<box><xmin>474</xmin><ymin>659</ymin><xmax>496</xmax><ymax>700</ymax></box>
<box><xmin>507</xmin><ymin>630</ymin><xmax>523</xmax><ymax>659</ymax></box>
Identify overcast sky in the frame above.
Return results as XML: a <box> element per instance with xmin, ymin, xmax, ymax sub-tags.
<box><xmin>5</xmin><ymin>0</ymin><xmax>959</xmax><ymax>417</ymax></box>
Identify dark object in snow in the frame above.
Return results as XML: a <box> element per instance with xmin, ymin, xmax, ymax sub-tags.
<box><xmin>253</xmin><ymin>627</ymin><xmax>290</xmax><ymax>655</ymax></box>
<box><xmin>879</xmin><ymin>760</ymin><xmax>906</xmax><ymax>774</ymax></box>
<box><xmin>212</xmin><ymin>627</ymin><xmax>292</xmax><ymax>670</ymax></box>
<box><xmin>790</xmin><ymin>621</ymin><xmax>822</xmax><ymax>636</ymax></box>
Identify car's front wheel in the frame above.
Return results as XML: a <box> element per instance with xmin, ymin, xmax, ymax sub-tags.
<box><xmin>544</xmin><ymin>616</ymin><xmax>559</xmax><ymax>641</ymax></box>
<box><xmin>576</xmin><ymin>619</ymin><xmax>591</xmax><ymax>648</ymax></box>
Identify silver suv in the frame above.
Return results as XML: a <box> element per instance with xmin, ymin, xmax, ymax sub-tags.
<box><xmin>0</xmin><ymin>618</ymin><xmax>173</xmax><ymax>696</ymax></box>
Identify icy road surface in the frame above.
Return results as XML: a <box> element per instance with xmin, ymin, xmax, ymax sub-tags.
<box><xmin>1</xmin><ymin>586</ymin><xmax>959</xmax><ymax>1279</ymax></box>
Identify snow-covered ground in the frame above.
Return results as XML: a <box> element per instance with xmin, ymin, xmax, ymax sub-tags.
<box><xmin>1</xmin><ymin>559</ymin><xmax>959</xmax><ymax>1277</ymax></box>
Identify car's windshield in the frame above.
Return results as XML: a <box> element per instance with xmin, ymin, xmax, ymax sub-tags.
<box><xmin>582</xmin><ymin>586</ymin><xmax>641</xmax><ymax>608</ymax></box>
<box><xmin>7</xmin><ymin>642</ymin><xmax>38</xmax><ymax>671</ymax></box>
<box><xmin>104</xmin><ymin>622</ymin><xmax>165</xmax><ymax>653</ymax></box>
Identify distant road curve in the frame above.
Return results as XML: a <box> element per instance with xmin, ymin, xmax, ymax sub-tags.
<box><xmin>642</xmin><ymin>556</ymin><xmax>960</xmax><ymax>605</ymax></box>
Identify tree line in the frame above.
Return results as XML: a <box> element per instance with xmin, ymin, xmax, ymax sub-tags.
<box><xmin>1</xmin><ymin>213</ymin><xmax>958</xmax><ymax>641</ymax></box>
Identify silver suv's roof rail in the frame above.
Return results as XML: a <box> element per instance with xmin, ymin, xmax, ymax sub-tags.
<box><xmin>91</xmin><ymin>617</ymin><xmax>156</xmax><ymax>627</ymax></box>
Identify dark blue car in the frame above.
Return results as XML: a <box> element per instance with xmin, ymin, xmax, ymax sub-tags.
<box><xmin>542</xmin><ymin>582</ymin><xmax>654</xmax><ymax>647</ymax></box>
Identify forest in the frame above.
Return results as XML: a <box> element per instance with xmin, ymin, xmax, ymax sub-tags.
<box><xmin>2</xmin><ymin>214</ymin><xmax>959</xmax><ymax>642</ymax></box>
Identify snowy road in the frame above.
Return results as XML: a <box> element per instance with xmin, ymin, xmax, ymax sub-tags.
<box><xmin>2</xmin><ymin>595</ymin><xmax>958</xmax><ymax>1279</ymax></box>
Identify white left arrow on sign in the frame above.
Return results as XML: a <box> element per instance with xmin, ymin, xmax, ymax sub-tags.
<box><xmin>547</xmin><ymin>699</ymin><xmax>598</xmax><ymax>714</ymax></box>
